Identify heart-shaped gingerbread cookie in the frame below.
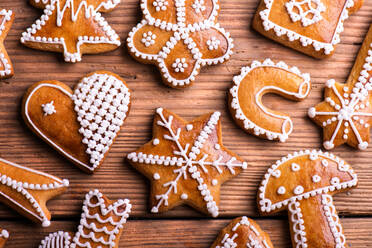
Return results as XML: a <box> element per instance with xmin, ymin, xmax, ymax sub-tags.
<box><xmin>22</xmin><ymin>71</ymin><xmax>131</xmax><ymax>173</ymax></box>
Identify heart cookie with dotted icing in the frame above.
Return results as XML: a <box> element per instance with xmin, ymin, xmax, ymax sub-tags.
<box><xmin>252</xmin><ymin>0</ymin><xmax>364</xmax><ymax>58</ymax></box>
<box><xmin>22</xmin><ymin>71</ymin><xmax>131</xmax><ymax>173</ymax></box>
<box><xmin>0</xmin><ymin>9</ymin><xmax>14</xmax><ymax>79</ymax></box>
<box><xmin>258</xmin><ymin>150</ymin><xmax>357</xmax><ymax>248</ymax></box>
<box><xmin>127</xmin><ymin>0</ymin><xmax>234</xmax><ymax>88</ymax></box>
<box><xmin>127</xmin><ymin>108</ymin><xmax>247</xmax><ymax>217</ymax></box>
<box><xmin>211</xmin><ymin>216</ymin><xmax>274</xmax><ymax>248</ymax></box>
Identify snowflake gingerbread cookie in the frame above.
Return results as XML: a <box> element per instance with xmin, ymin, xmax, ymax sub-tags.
<box><xmin>229</xmin><ymin>59</ymin><xmax>311</xmax><ymax>142</ymax></box>
<box><xmin>0</xmin><ymin>9</ymin><xmax>14</xmax><ymax>79</ymax></box>
<box><xmin>22</xmin><ymin>71</ymin><xmax>131</xmax><ymax>173</ymax></box>
<box><xmin>127</xmin><ymin>0</ymin><xmax>234</xmax><ymax>88</ymax></box>
<box><xmin>39</xmin><ymin>189</ymin><xmax>131</xmax><ymax>248</ymax></box>
<box><xmin>127</xmin><ymin>108</ymin><xmax>247</xmax><ymax>217</ymax></box>
<box><xmin>258</xmin><ymin>150</ymin><xmax>357</xmax><ymax>248</ymax></box>
<box><xmin>252</xmin><ymin>0</ymin><xmax>364</xmax><ymax>58</ymax></box>
<box><xmin>0</xmin><ymin>158</ymin><xmax>69</xmax><ymax>227</ymax></box>
<box><xmin>308</xmin><ymin>25</ymin><xmax>372</xmax><ymax>150</ymax></box>
<box><xmin>211</xmin><ymin>216</ymin><xmax>274</xmax><ymax>248</ymax></box>
<box><xmin>21</xmin><ymin>0</ymin><xmax>121</xmax><ymax>62</ymax></box>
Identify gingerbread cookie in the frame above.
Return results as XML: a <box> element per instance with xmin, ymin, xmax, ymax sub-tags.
<box><xmin>39</xmin><ymin>189</ymin><xmax>131</xmax><ymax>248</ymax></box>
<box><xmin>252</xmin><ymin>0</ymin><xmax>364</xmax><ymax>58</ymax></box>
<box><xmin>0</xmin><ymin>229</ymin><xmax>9</xmax><ymax>248</ymax></box>
<box><xmin>211</xmin><ymin>216</ymin><xmax>274</xmax><ymax>248</ymax></box>
<box><xmin>126</xmin><ymin>0</ymin><xmax>234</xmax><ymax>88</ymax></box>
<box><xmin>127</xmin><ymin>108</ymin><xmax>247</xmax><ymax>217</ymax></box>
<box><xmin>308</xmin><ymin>25</ymin><xmax>372</xmax><ymax>150</ymax></box>
<box><xmin>22</xmin><ymin>71</ymin><xmax>131</xmax><ymax>173</ymax></box>
<box><xmin>0</xmin><ymin>9</ymin><xmax>14</xmax><ymax>79</ymax></box>
<box><xmin>258</xmin><ymin>150</ymin><xmax>357</xmax><ymax>248</ymax></box>
<box><xmin>0</xmin><ymin>158</ymin><xmax>69</xmax><ymax>227</ymax></box>
<box><xmin>229</xmin><ymin>59</ymin><xmax>311</xmax><ymax>142</ymax></box>
<box><xmin>21</xmin><ymin>0</ymin><xmax>121</xmax><ymax>62</ymax></box>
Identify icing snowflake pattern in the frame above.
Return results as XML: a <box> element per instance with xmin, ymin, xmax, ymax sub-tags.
<box><xmin>127</xmin><ymin>0</ymin><xmax>234</xmax><ymax>87</ymax></box>
<box><xmin>0</xmin><ymin>9</ymin><xmax>13</xmax><ymax>78</ymax></box>
<box><xmin>141</xmin><ymin>31</ymin><xmax>157</xmax><ymax>47</ymax></box>
<box><xmin>207</xmin><ymin>37</ymin><xmax>220</xmax><ymax>50</ymax></box>
<box><xmin>127</xmin><ymin>108</ymin><xmax>247</xmax><ymax>217</ymax></box>
<box><xmin>172</xmin><ymin>58</ymin><xmax>188</xmax><ymax>73</ymax></box>
<box><xmin>285</xmin><ymin>0</ymin><xmax>326</xmax><ymax>27</ymax></box>
<box><xmin>153</xmin><ymin>0</ymin><xmax>168</xmax><ymax>11</ymax></box>
<box><xmin>41</xmin><ymin>101</ymin><xmax>56</xmax><ymax>116</ymax></box>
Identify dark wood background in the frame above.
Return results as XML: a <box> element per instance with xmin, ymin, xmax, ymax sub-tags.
<box><xmin>0</xmin><ymin>0</ymin><xmax>372</xmax><ymax>247</ymax></box>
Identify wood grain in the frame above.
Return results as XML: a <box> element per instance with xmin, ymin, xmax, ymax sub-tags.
<box><xmin>0</xmin><ymin>0</ymin><xmax>371</xmax><ymax>246</ymax></box>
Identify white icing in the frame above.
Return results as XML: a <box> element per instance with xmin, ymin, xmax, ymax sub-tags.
<box><xmin>153</xmin><ymin>0</ymin><xmax>168</xmax><ymax>11</ymax></box>
<box><xmin>42</xmin><ymin>100</ymin><xmax>56</xmax><ymax>116</ymax></box>
<box><xmin>259</xmin><ymin>0</ymin><xmax>355</xmax><ymax>54</ymax></box>
<box><xmin>181</xmin><ymin>193</ymin><xmax>188</xmax><ymax>200</ymax></box>
<box><xmin>0</xmin><ymin>9</ymin><xmax>13</xmax><ymax>77</ymax></box>
<box><xmin>127</xmin><ymin>108</ymin><xmax>247</xmax><ymax>217</ymax></box>
<box><xmin>321</xmin><ymin>159</ymin><xmax>328</xmax><ymax>167</ymax></box>
<box><xmin>330</xmin><ymin>177</ymin><xmax>340</xmax><ymax>185</ymax></box>
<box><xmin>291</xmin><ymin>163</ymin><xmax>300</xmax><ymax>171</ymax></box>
<box><xmin>127</xmin><ymin>0</ymin><xmax>234</xmax><ymax>87</ymax></box>
<box><xmin>277</xmin><ymin>186</ymin><xmax>285</xmax><ymax>195</ymax></box>
<box><xmin>0</xmin><ymin>158</ymin><xmax>69</xmax><ymax>227</ymax></box>
<box><xmin>141</xmin><ymin>31</ymin><xmax>157</xmax><ymax>47</ymax></box>
<box><xmin>212</xmin><ymin>179</ymin><xmax>218</xmax><ymax>186</ymax></box>
<box><xmin>230</xmin><ymin>59</ymin><xmax>310</xmax><ymax>142</ymax></box>
<box><xmin>39</xmin><ymin>231</ymin><xmax>71</xmax><ymax>248</ymax></box>
<box><xmin>153</xmin><ymin>173</ymin><xmax>160</xmax><ymax>180</ymax></box>
<box><xmin>186</xmin><ymin>124</ymin><xmax>193</xmax><ymax>131</ymax></box>
<box><xmin>20</xmin><ymin>0</ymin><xmax>121</xmax><ymax>62</ymax></box>
<box><xmin>293</xmin><ymin>185</ymin><xmax>304</xmax><ymax>195</ymax></box>
<box><xmin>214</xmin><ymin>144</ymin><xmax>220</xmax><ymax>150</ymax></box>
<box><xmin>285</xmin><ymin>0</ymin><xmax>326</xmax><ymax>27</ymax></box>
<box><xmin>206</xmin><ymin>36</ymin><xmax>220</xmax><ymax>51</ymax></box>
<box><xmin>172</xmin><ymin>58</ymin><xmax>188</xmax><ymax>73</ymax></box>
<box><xmin>153</xmin><ymin>138</ymin><xmax>160</xmax><ymax>145</ymax></box>
<box><xmin>312</xmin><ymin>175</ymin><xmax>321</xmax><ymax>183</ymax></box>
<box><xmin>192</xmin><ymin>0</ymin><xmax>206</xmax><ymax>13</ymax></box>
<box><xmin>288</xmin><ymin>200</ymin><xmax>307</xmax><ymax>247</ymax></box>
<box><xmin>0</xmin><ymin>229</ymin><xmax>8</xmax><ymax>239</ymax></box>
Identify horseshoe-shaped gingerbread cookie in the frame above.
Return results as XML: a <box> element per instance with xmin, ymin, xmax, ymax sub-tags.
<box><xmin>229</xmin><ymin>59</ymin><xmax>311</xmax><ymax>142</ymax></box>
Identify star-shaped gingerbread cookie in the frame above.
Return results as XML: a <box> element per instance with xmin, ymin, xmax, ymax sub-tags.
<box><xmin>127</xmin><ymin>108</ymin><xmax>247</xmax><ymax>217</ymax></box>
<box><xmin>0</xmin><ymin>9</ymin><xmax>14</xmax><ymax>79</ymax></box>
<box><xmin>308</xmin><ymin>25</ymin><xmax>372</xmax><ymax>150</ymax></box>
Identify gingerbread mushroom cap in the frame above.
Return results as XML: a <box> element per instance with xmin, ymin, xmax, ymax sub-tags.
<box><xmin>258</xmin><ymin>150</ymin><xmax>357</xmax><ymax>214</ymax></box>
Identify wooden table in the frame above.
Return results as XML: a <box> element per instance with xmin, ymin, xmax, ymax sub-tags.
<box><xmin>1</xmin><ymin>0</ymin><xmax>372</xmax><ymax>247</ymax></box>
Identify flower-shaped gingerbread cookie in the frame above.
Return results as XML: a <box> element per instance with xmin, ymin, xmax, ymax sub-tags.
<box><xmin>22</xmin><ymin>71</ymin><xmax>131</xmax><ymax>173</ymax></box>
<box><xmin>308</xmin><ymin>25</ymin><xmax>372</xmax><ymax>150</ymax></box>
<box><xmin>127</xmin><ymin>0</ymin><xmax>234</xmax><ymax>88</ymax></box>
<box><xmin>21</xmin><ymin>0</ymin><xmax>121</xmax><ymax>62</ymax></box>
<box><xmin>258</xmin><ymin>150</ymin><xmax>357</xmax><ymax>248</ymax></box>
<box><xmin>211</xmin><ymin>216</ymin><xmax>274</xmax><ymax>248</ymax></box>
<box><xmin>127</xmin><ymin>108</ymin><xmax>247</xmax><ymax>217</ymax></box>
<box><xmin>0</xmin><ymin>9</ymin><xmax>14</xmax><ymax>79</ymax></box>
<box><xmin>39</xmin><ymin>189</ymin><xmax>131</xmax><ymax>248</ymax></box>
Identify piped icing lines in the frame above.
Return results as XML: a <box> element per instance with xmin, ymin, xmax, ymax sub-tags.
<box><xmin>286</xmin><ymin>0</ymin><xmax>326</xmax><ymax>27</ymax></box>
<box><xmin>0</xmin><ymin>9</ymin><xmax>14</xmax><ymax>79</ymax></box>
<box><xmin>39</xmin><ymin>189</ymin><xmax>132</xmax><ymax>248</ymax></box>
<box><xmin>308</xmin><ymin>25</ymin><xmax>372</xmax><ymax>150</ymax></box>
<box><xmin>23</xmin><ymin>71</ymin><xmax>131</xmax><ymax>173</ymax></box>
<box><xmin>21</xmin><ymin>0</ymin><xmax>121</xmax><ymax>62</ymax></box>
<box><xmin>229</xmin><ymin>59</ymin><xmax>311</xmax><ymax>142</ymax></box>
<box><xmin>127</xmin><ymin>108</ymin><xmax>247</xmax><ymax>217</ymax></box>
<box><xmin>211</xmin><ymin>216</ymin><xmax>274</xmax><ymax>248</ymax></box>
<box><xmin>0</xmin><ymin>158</ymin><xmax>69</xmax><ymax>227</ymax></box>
<box><xmin>258</xmin><ymin>150</ymin><xmax>357</xmax><ymax>248</ymax></box>
<box><xmin>126</xmin><ymin>0</ymin><xmax>234</xmax><ymax>88</ymax></box>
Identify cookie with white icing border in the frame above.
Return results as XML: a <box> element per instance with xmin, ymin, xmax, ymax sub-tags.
<box><xmin>0</xmin><ymin>9</ymin><xmax>14</xmax><ymax>79</ymax></box>
<box><xmin>0</xmin><ymin>158</ymin><xmax>69</xmax><ymax>227</ymax></box>
<box><xmin>229</xmin><ymin>59</ymin><xmax>311</xmax><ymax>142</ymax></box>
<box><xmin>308</xmin><ymin>25</ymin><xmax>372</xmax><ymax>150</ymax></box>
<box><xmin>258</xmin><ymin>150</ymin><xmax>357</xmax><ymax>248</ymax></box>
<box><xmin>21</xmin><ymin>0</ymin><xmax>121</xmax><ymax>62</ymax></box>
<box><xmin>22</xmin><ymin>71</ymin><xmax>131</xmax><ymax>173</ymax></box>
<box><xmin>127</xmin><ymin>108</ymin><xmax>247</xmax><ymax>217</ymax></box>
<box><xmin>39</xmin><ymin>189</ymin><xmax>131</xmax><ymax>248</ymax></box>
<box><xmin>0</xmin><ymin>229</ymin><xmax>8</xmax><ymax>248</ymax></box>
<box><xmin>211</xmin><ymin>216</ymin><xmax>274</xmax><ymax>248</ymax></box>
<box><xmin>126</xmin><ymin>0</ymin><xmax>234</xmax><ymax>88</ymax></box>
<box><xmin>252</xmin><ymin>0</ymin><xmax>364</xmax><ymax>58</ymax></box>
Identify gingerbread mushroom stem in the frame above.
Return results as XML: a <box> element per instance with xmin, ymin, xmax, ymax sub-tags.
<box><xmin>258</xmin><ymin>150</ymin><xmax>357</xmax><ymax>248</ymax></box>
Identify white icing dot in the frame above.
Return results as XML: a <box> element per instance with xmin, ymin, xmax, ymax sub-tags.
<box><xmin>272</xmin><ymin>170</ymin><xmax>281</xmax><ymax>178</ymax></box>
<box><xmin>153</xmin><ymin>138</ymin><xmax>160</xmax><ymax>146</ymax></box>
<box><xmin>321</xmin><ymin>159</ymin><xmax>328</xmax><ymax>167</ymax></box>
<box><xmin>312</xmin><ymin>175</ymin><xmax>321</xmax><ymax>183</ymax></box>
<box><xmin>172</xmin><ymin>58</ymin><xmax>188</xmax><ymax>73</ymax></box>
<box><xmin>206</xmin><ymin>36</ymin><xmax>220</xmax><ymax>50</ymax></box>
<box><xmin>214</xmin><ymin>144</ymin><xmax>220</xmax><ymax>150</ymax></box>
<box><xmin>291</xmin><ymin>163</ymin><xmax>300</xmax><ymax>172</ymax></box>
<box><xmin>293</xmin><ymin>185</ymin><xmax>304</xmax><ymax>195</ymax></box>
<box><xmin>181</xmin><ymin>193</ymin><xmax>188</xmax><ymax>200</ymax></box>
<box><xmin>153</xmin><ymin>173</ymin><xmax>160</xmax><ymax>180</ymax></box>
<box><xmin>153</xmin><ymin>0</ymin><xmax>168</xmax><ymax>11</ymax></box>
<box><xmin>186</xmin><ymin>124</ymin><xmax>193</xmax><ymax>131</ymax></box>
<box><xmin>41</xmin><ymin>101</ymin><xmax>56</xmax><ymax>116</ymax></box>
<box><xmin>330</xmin><ymin>177</ymin><xmax>340</xmax><ymax>185</ymax></box>
<box><xmin>212</xmin><ymin>179</ymin><xmax>218</xmax><ymax>186</ymax></box>
<box><xmin>277</xmin><ymin>186</ymin><xmax>286</xmax><ymax>195</ymax></box>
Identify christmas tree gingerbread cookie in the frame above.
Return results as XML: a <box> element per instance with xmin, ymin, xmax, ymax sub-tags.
<box><xmin>252</xmin><ymin>0</ymin><xmax>364</xmax><ymax>58</ymax></box>
<box><xmin>0</xmin><ymin>9</ymin><xmax>14</xmax><ymax>79</ymax></box>
<box><xmin>127</xmin><ymin>0</ymin><xmax>234</xmax><ymax>88</ymax></box>
<box><xmin>39</xmin><ymin>189</ymin><xmax>131</xmax><ymax>248</ymax></box>
<box><xmin>22</xmin><ymin>71</ymin><xmax>131</xmax><ymax>173</ymax></box>
<box><xmin>308</xmin><ymin>25</ymin><xmax>372</xmax><ymax>150</ymax></box>
<box><xmin>211</xmin><ymin>216</ymin><xmax>274</xmax><ymax>248</ymax></box>
<box><xmin>258</xmin><ymin>150</ymin><xmax>358</xmax><ymax>248</ymax></box>
<box><xmin>229</xmin><ymin>59</ymin><xmax>311</xmax><ymax>142</ymax></box>
<box><xmin>0</xmin><ymin>158</ymin><xmax>69</xmax><ymax>227</ymax></box>
<box><xmin>21</xmin><ymin>0</ymin><xmax>121</xmax><ymax>62</ymax></box>
<box><xmin>127</xmin><ymin>108</ymin><xmax>248</xmax><ymax>217</ymax></box>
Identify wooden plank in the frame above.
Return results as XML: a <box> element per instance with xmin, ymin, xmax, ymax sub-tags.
<box><xmin>1</xmin><ymin>218</ymin><xmax>372</xmax><ymax>247</ymax></box>
<box><xmin>0</xmin><ymin>0</ymin><xmax>371</xmax><ymax>221</ymax></box>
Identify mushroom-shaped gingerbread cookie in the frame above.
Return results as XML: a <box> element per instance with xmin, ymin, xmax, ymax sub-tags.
<box><xmin>258</xmin><ymin>150</ymin><xmax>357</xmax><ymax>248</ymax></box>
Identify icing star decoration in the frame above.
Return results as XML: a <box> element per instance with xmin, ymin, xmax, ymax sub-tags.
<box><xmin>0</xmin><ymin>9</ymin><xmax>14</xmax><ymax>79</ymax></box>
<box><xmin>127</xmin><ymin>108</ymin><xmax>247</xmax><ymax>217</ymax></box>
<box><xmin>308</xmin><ymin>25</ymin><xmax>372</xmax><ymax>150</ymax></box>
<box><xmin>127</xmin><ymin>0</ymin><xmax>234</xmax><ymax>88</ymax></box>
